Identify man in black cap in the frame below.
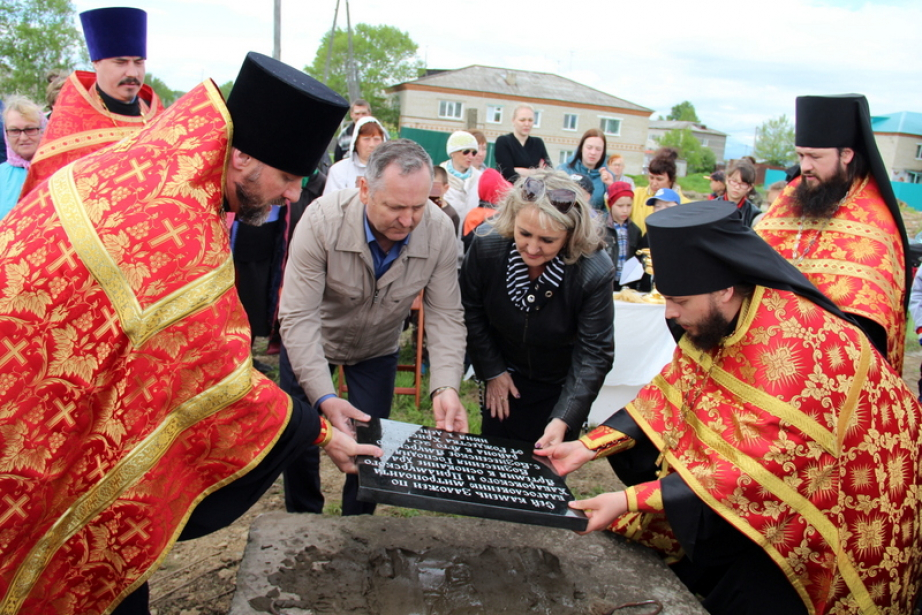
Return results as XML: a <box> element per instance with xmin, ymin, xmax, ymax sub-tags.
<box><xmin>21</xmin><ymin>7</ymin><xmax>163</xmax><ymax>196</ymax></box>
<box><xmin>537</xmin><ymin>202</ymin><xmax>922</xmax><ymax>615</ymax></box>
<box><xmin>0</xmin><ymin>52</ymin><xmax>381</xmax><ymax>615</ymax></box>
<box><xmin>756</xmin><ymin>94</ymin><xmax>910</xmax><ymax>372</ymax></box>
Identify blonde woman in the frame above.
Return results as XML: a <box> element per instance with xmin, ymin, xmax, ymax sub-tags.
<box><xmin>460</xmin><ymin>169</ymin><xmax>614</xmax><ymax>448</ymax></box>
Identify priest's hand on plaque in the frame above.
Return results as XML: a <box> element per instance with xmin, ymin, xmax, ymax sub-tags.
<box><xmin>319</xmin><ymin>397</ymin><xmax>371</xmax><ymax>438</ymax></box>
<box><xmin>568</xmin><ymin>491</ymin><xmax>628</xmax><ymax>534</ymax></box>
<box><xmin>534</xmin><ymin>418</ymin><xmax>568</xmax><ymax>450</ymax></box>
<box><xmin>323</xmin><ymin>427</ymin><xmax>382</xmax><ymax>474</ymax></box>
<box><xmin>533</xmin><ymin>439</ymin><xmax>595</xmax><ymax>476</ymax></box>
<box><xmin>485</xmin><ymin>372</ymin><xmax>520</xmax><ymax>421</ymax></box>
<box><xmin>433</xmin><ymin>387</ymin><xmax>468</xmax><ymax>433</ymax></box>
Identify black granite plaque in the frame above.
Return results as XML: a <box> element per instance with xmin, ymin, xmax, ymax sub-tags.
<box><xmin>356</xmin><ymin>418</ymin><xmax>588</xmax><ymax>531</ymax></box>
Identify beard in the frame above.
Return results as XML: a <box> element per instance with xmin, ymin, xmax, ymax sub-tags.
<box><xmin>795</xmin><ymin>164</ymin><xmax>850</xmax><ymax>220</ymax></box>
<box><xmin>233</xmin><ymin>168</ymin><xmax>284</xmax><ymax>226</ymax></box>
<box><xmin>686</xmin><ymin>303</ymin><xmax>733</xmax><ymax>352</ymax></box>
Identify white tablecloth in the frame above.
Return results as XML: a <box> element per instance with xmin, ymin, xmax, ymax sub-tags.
<box><xmin>588</xmin><ymin>300</ymin><xmax>676</xmax><ymax>425</ymax></box>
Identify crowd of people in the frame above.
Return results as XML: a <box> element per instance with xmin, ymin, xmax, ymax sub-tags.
<box><xmin>1</xmin><ymin>6</ymin><xmax>921</xmax><ymax>615</ymax></box>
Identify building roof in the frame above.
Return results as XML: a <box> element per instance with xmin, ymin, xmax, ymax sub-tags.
<box><xmin>648</xmin><ymin>120</ymin><xmax>727</xmax><ymax>137</ymax></box>
<box><xmin>872</xmin><ymin>111</ymin><xmax>922</xmax><ymax>136</ymax></box>
<box><xmin>390</xmin><ymin>65</ymin><xmax>652</xmax><ymax>114</ymax></box>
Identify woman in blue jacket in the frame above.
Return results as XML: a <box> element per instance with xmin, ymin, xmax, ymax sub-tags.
<box><xmin>558</xmin><ymin>128</ymin><xmax>609</xmax><ymax>211</ymax></box>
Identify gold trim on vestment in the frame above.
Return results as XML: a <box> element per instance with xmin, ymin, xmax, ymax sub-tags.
<box><xmin>111</xmin><ymin>372</ymin><xmax>293</xmax><ymax>613</ymax></box>
<box><xmin>49</xmin><ymin>164</ymin><xmax>235</xmax><ymax>348</ymax></box>
<box><xmin>796</xmin><ymin>258</ymin><xmax>901</xmax><ymax>313</ymax></box>
<box><xmin>202</xmin><ymin>80</ymin><xmax>234</xmax><ymax>207</ymax></box>
<box><xmin>0</xmin><ymin>359</ymin><xmax>255</xmax><ymax>615</ymax></box>
<box><xmin>633</xmin><ymin>358</ymin><xmax>878</xmax><ymax>614</ymax></box>
<box><xmin>30</xmin><ymin>128</ymin><xmax>139</xmax><ymax>164</ymax></box>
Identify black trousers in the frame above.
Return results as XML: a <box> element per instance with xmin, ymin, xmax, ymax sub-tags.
<box><xmin>279</xmin><ymin>345</ymin><xmax>397</xmax><ymax>516</ymax></box>
<box><xmin>479</xmin><ymin>371</ymin><xmax>574</xmax><ymax>445</ymax></box>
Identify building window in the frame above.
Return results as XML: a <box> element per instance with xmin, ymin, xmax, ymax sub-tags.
<box><xmin>701</xmin><ymin>138</ymin><xmax>709</xmax><ymax>147</ymax></box>
<box><xmin>563</xmin><ymin>113</ymin><xmax>578</xmax><ymax>131</ymax></box>
<box><xmin>533</xmin><ymin>110</ymin><xmax>542</xmax><ymax>128</ymax></box>
<box><xmin>439</xmin><ymin>100</ymin><xmax>463</xmax><ymax>120</ymax></box>
<box><xmin>558</xmin><ymin>150</ymin><xmax>574</xmax><ymax>166</ymax></box>
<box><xmin>916</xmin><ymin>143</ymin><xmax>922</xmax><ymax>160</ymax></box>
<box><xmin>599</xmin><ymin>117</ymin><xmax>621</xmax><ymax>136</ymax></box>
<box><xmin>910</xmin><ymin>171</ymin><xmax>922</xmax><ymax>184</ymax></box>
<box><xmin>486</xmin><ymin>105</ymin><xmax>503</xmax><ymax>124</ymax></box>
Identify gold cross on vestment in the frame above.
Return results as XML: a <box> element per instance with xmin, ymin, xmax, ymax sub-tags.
<box><xmin>48</xmin><ymin>245</ymin><xmax>78</xmax><ymax>273</ymax></box>
<box><xmin>115</xmin><ymin>159</ymin><xmax>153</xmax><ymax>184</ymax></box>
<box><xmin>94</xmin><ymin>311</ymin><xmax>121</xmax><ymax>339</ymax></box>
<box><xmin>150</xmin><ymin>220</ymin><xmax>189</xmax><ymax>247</ymax></box>
<box><xmin>0</xmin><ymin>339</ymin><xmax>27</xmax><ymax>368</ymax></box>
<box><xmin>124</xmin><ymin>375</ymin><xmax>156</xmax><ymax>405</ymax></box>
<box><xmin>0</xmin><ymin>494</ymin><xmax>28</xmax><ymax>525</ymax></box>
<box><xmin>123</xmin><ymin>518</ymin><xmax>151</xmax><ymax>541</ymax></box>
<box><xmin>47</xmin><ymin>399</ymin><xmax>77</xmax><ymax>428</ymax></box>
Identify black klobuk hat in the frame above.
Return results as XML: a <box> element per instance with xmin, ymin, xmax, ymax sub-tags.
<box><xmin>645</xmin><ymin>201</ymin><xmax>847</xmax><ymax>320</ymax></box>
<box><xmin>794</xmin><ymin>93</ymin><xmax>910</xmax><ymax>308</ymax></box>
<box><xmin>227</xmin><ymin>52</ymin><xmax>349</xmax><ymax>177</ymax></box>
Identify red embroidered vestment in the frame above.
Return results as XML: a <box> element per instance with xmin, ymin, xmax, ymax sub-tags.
<box><xmin>0</xmin><ymin>80</ymin><xmax>291</xmax><ymax>614</ymax></box>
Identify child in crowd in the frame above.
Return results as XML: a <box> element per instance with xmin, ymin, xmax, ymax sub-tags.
<box><xmin>461</xmin><ymin>168</ymin><xmax>511</xmax><ymax>252</ymax></box>
<box><xmin>765</xmin><ymin>180</ymin><xmax>786</xmax><ymax>209</ymax></box>
<box><xmin>646</xmin><ymin>187</ymin><xmax>682</xmax><ymax>212</ymax></box>
<box><xmin>706</xmin><ymin>171</ymin><xmax>726</xmax><ymax>200</ymax></box>
<box><xmin>605</xmin><ymin>181</ymin><xmax>643</xmax><ymax>290</ymax></box>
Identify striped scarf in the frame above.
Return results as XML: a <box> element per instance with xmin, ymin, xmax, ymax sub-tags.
<box><xmin>506</xmin><ymin>245</ymin><xmax>565</xmax><ymax>312</ymax></box>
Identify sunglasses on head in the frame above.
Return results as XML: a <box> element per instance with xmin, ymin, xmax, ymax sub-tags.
<box><xmin>521</xmin><ymin>177</ymin><xmax>577</xmax><ymax>214</ymax></box>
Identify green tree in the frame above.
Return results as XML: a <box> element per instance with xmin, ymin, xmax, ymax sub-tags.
<box><xmin>0</xmin><ymin>0</ymin><xmax>84</xmax><ymax>102</ymax></box>
<box><xmin>145</xmin><ymin>74</ymin><xmax>185</xmax><ymax>108</ymax></box>
<box><xmin>657</xmin><ymin>127</ymin><xmax>716</xmax><ymax>174</ymax></box>
<box><xmin>217</xmin><ymin>80</ymin><xmax>234</xmax><ymax>101</ymax></box>
<box><xmin>666</xmin><ymin>101</ymin><xmax>699</xmax><ymax>122</ymax></box>
<box><xmin>753</xmin><ymin>114</ymin><xmax>796</xmax><ymax>167</ymax></box>
<box><xmin>305</xmin><ymin>23</ymin><xmax>423</xmax><ymax>129</ymax></box>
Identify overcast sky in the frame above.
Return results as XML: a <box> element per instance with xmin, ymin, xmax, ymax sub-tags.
<box><xmin>74</xmin><ymin>0</ymin><xmax>922</xmax><ymax>159</ymax></box>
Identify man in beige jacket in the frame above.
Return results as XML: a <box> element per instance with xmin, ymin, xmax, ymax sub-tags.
<box><xmin>279</xmin><ymin>139</ymin><xmax>467</xmax><ymax>515</ymax></box>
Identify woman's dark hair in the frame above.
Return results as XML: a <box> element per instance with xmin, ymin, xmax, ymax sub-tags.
<box><xmin>575</xmin><ymin>128</ymin><xmax>607</xmax><ymax>170</ymax></box>
<box><xmin>648</xmin><ymin>147</ymin><xmax>678</xmax><ymax>182</ymax></box>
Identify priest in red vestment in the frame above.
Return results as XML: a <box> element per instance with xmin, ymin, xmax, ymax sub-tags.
<box><xmin>538</xmin><ymin>202</ymin><xmax>922</xmax><ymax>615</ymax></box>
<box><xmin>0</xmin><ymin>52</ymin><xmax>381</xmax><ymax>615</ymax></box>
<box><xmin>19</xmin><ymin>7</ymin><xmax>163</xmax><ymax>199</ymax></box>
<box><xmin>756</xmin><ymin>94</ymin><xmax>910</xmax><ymax>372</ymax></box>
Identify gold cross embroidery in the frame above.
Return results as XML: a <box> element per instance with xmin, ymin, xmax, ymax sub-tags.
<box><xmin>123</xmin><ymin>518</ymin><xmax>151</xmax><ymax>541</ymax></box>
<box><xmin>150</xmin><ymin>220</ymin><xmax>189</xmax><ymax>247</ymax></box>
<box><xmin>0</xmin><ymin>494</ymin><xmax>28</xmax><ymax>525</ymax></box>
<box><xmin>114</xmin><ymin>159</ymin><xmax>153</xmax><ymax>184</ymax></box>
<box><xmin>48</xmin><ymin>245</ymin><xmax>78</xmax><ymax>273</ymax></box>
<box><xmin>0</xmin><ymin>339</ymin><xmax>27</xmax><ymax>368</ymax></box>
<box><xmin>47</xmin><ymin>399</ymin><xmax>77</xmax><ymax>428</ymax></box>
<box><xmin>124</xmin><ymin>375</ymin><xmax>155</xmax><ymax>404</ymax></box>
<box><xmin>94</xmin><ymin>311</ymin><xmax>121</xmax><ymax>339</ymax></box>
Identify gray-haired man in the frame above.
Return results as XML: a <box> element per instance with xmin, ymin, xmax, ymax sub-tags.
<box><xmin>278</xmin><ymin>139</ymin><xmax>467</xmax><ymax>515</ymax></box>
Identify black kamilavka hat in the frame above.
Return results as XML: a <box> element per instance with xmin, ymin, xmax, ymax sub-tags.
<box><xmin>226</xmin><ymin>52</ymin><xmax>349</xmax><ymax>177</ymax></box>
<box><xmin>795</xmin><ymin>94</ymin><xmax>910</xmax><ymax>308</ymax></box>
<box><xmin>646</xmin><ymin>201</ymin><xmax>847</xmax><ymax>320</ymax></box>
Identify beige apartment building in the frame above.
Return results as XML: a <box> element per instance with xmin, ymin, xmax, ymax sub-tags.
<box><xmin>872</xmin><ymin>111</ymin><xmax>922</xmax><ymax>184</ymax></box>
<box><xmin>388</xmin><ymin>66</ymin><xmax>653</xmax><ymax>174</ymax></box>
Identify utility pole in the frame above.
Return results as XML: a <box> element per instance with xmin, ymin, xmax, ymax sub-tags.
<box><xmin>345</xmin><ymin>0</ymin><xmax>360</xmax><ymax>102</ymax></box>
<box><xmin>323</xmin><ymin>0</ymin><xmax>340</xmax><ymax>84</ymax></box>
<box><xmin>273</xmin><ymin>0</ymin><xmax>281</xmax><ymax>60</ymax></box>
